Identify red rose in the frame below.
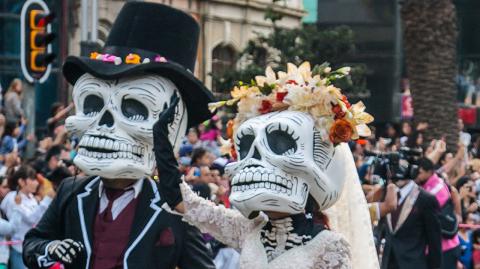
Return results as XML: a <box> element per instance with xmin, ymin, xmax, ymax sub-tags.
<box><xmin>259</xmin><ymin>100</ymin><xmax>273</xmax><ymax>114</ymax></box>
<box><xmin>341</xmin><ymin>95</ymin><xmax>351</xmax><ymax>109</ymax></box>
<box><xmin>276</xmin><ymin>92</ymin><xmax>288</xmax><ymax>102</ymax></box>
<box><xmin>331</xmin><ymin>104</ymin><xmax>346</xmax><ymax>119</ymax></box>
<box><xmin>286</xmin><ymin>80</ymin><xmax>298</xmax><ymax>85</ymax></box>
<box><xmin>329</xmin><ymin>119</ymin><xmax>353</xmax><ymax>144</ymax></box>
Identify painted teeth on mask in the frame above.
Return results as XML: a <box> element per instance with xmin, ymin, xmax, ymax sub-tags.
<box><xmin>79</xmin><ymin>135</ymin><xmax>145</xmax><ymax>160</ymax></box>
<box><xmin>231</xmin><ymin>169</ymin><xmax>295</xmax><ymax>193</ymax></box>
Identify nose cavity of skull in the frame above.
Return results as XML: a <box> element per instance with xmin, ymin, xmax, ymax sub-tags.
<box><xmin>98</xmin><ymin>110</ymin><xmax>114</xmax><ymax>128</ymax></box>
<box><xmin>252</xmin><ymin>146</ymin><xmax>261</xmax><ymax>160</ymax></box>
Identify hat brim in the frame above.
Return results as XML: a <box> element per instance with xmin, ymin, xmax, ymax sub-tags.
<box><xmin>63</xmin><ymin>56</ymin><xmax>214</xmax><ymax>127</ymax></box>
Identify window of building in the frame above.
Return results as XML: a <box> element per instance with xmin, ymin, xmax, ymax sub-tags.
<box><xmin>211</xmin><ymin>44</ymin><xmax>236</xmax><ymax>93</ymax></box>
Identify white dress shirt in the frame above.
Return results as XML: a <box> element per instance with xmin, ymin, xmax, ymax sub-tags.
<box><xmin>398</xmin><ymin>180</ymin><xmax>416</xmax><ymax>205</ymax></box>
<box><xmin>97</xmin><ymin>178</ymin><xmax>144</xmax><ymax>220</ymax></box>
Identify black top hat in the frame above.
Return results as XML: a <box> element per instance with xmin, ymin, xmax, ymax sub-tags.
<box><xmin>63</xmin><ymin>2</ymin><xmax>214</xmax><ymax>127</ymax></box>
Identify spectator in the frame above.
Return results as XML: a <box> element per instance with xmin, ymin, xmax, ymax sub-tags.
<box><xmin>0</xmin><ymin>177</ymin><xmax>8</xmax><ymax>202</ymax></box>
<box><xmin>42</xmin><ymin>145</ymin><xmax>70</xmax><ymax>176</ymax></box>
<box><xmin>456</xmin><ymin>176</ymin><xmax>479</xmax><ymax>221</ymax></box>
<box><xmin>0</xmin><ymin>121</ymin><xmax>28</xmax><ymax>156</ymax></box>
<box><xmin>185</xmin><ymin>127</ymin><xmax>202</xmax><ymax>148</ymax></box>
<box><xmin>380</xmin><ymin>176</ymin><xmax>442</xmax><ymax>269</ymax></box>
<box><xmin>186</xmin><ymin>148</ymin><xmax>213</xmax><ymax>182</ymax></box>
<box><xmin>192</xmin><ymin>166</ymin><xmax>214</xmax><ymax>200</ymax></box>
<box><xmin>459</xmin><ymin>213</ymin><xmax>475</xmax><ymax>269</ymax></box>
<box><xmin>47</xmin><ymin>166</ymin><xmax>72</xmax><ymax>190</ymax></box>
<box><xmin>46</xmin><ymin>102</ymin><xmax>74</xmax><ymax>137</ymax></box>
<box><xmin>0</xmin><ymin>165</ymin><xmax>54</xmax><ymax>269</ymax></box>
<box><xmin>400</xmin><ymin>121</ymin><xmax>413</xmax><ymax>146</ymax></box>
<box><xmin>473</xmin><ymin>229</ymin><xmax>480</xmax><ymax>269</ymax></box>
<box><xmin>4</xmin><ymin>79</ymin><xmax>24</xmax><ymax>125</ymax></box>
<box><xmin>200</xmin><ymin>116</ymin><xmax>222</xmax><ymax>142</ymax></box>
<box><xmin>416</xmin><ymin>157</ymin><xmax>460</xmax><ymax>269</ymax></box>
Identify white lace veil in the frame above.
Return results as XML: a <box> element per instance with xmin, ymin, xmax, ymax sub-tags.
<box><xmin>324</xmin><ymin>143</ymin><xmax>380</xmax><ymax>269</ymax></box>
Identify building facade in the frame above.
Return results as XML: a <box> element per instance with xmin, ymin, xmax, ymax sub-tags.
<box><xmin>68</xmin><ymin>0</ymin><xmax>305</xmax><ymax>90</ymax></box>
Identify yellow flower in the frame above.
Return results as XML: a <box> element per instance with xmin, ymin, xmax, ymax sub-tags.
<box><xmin>344</xmin><ymin>101</ymin><xmax>374</xmax><ymax>138</ymax></box>
<box><xmin>297</xmin><ymin>62</ymin><xmax>312</xmax><ymax>81</ymax></box>
<box><xmin>218</xmin><ymin>137</ymin><xmax>233</xmax><ymax>156</ymax></box>
<box><xmin>255</xmin><ymin>66</ymin><xmax>276</xmax><ymax>87</ymax></box>
<box><xmin>208</xmin><ymin>101</ymin><xmax>226</xmax><ymax>113</ymax></box>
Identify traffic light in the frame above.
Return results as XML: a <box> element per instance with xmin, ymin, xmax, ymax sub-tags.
<box><xmin>21</xmin><ymin>0</ymin><xmax>56</xmax><ymax>83</ymax></box>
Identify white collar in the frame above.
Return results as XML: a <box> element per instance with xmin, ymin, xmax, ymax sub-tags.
<box><xmin>398</xmin><ymin>180</ymin><xmax>416</xmax><ymax>205</ymax></box>
<box><xmin>98</xmin><ymin>178</ymin><xmax>144</xmax><ymax>199</ymax></box>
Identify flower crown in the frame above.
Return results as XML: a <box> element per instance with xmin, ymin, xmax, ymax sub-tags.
<box><xmin>209</xmin><ymin>62</ymin><xmax>373</xmax><ymax>145</ymax></box>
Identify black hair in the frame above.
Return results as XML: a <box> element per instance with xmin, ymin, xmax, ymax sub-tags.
<box><xmin>210</xmin><ymin>162</ymin><xmax>225</xmax><ymax>176</ymax></box>
<box><xmin>473</xmin><ymin>229</ymin><xmax>480</xmax><ymax>244</ymax></box>
<box><xmin>417</xmin><ymin>157</ymin><xmax>434</xmax><ymax>172</ymax></box>
<box><xmin>455</xmin><ymin>176</ymin><xmax>471</xmax><ymax>191</ymax></box>
<box><xmin>48</xmin><ymin>166</ymin><xmax>72</xmax><ymax>188</ymax></box>
<box><xmin>406</xmin><ymin>130</ymin><xmax>423</xmax><ymax>149</ymax></box>
<box><xmin>50</xmin><ymin>102</ymin><xmax>63</xmax><ymax>117</ymax></box>
<box><xmin>3</xmin><ymin>121</ymin><xmax>18</xmax><ymax>137</ymax></box>
<box><xmin>45</xmin><ymin>144</ymin><xmax>67</xmax><ymax>162</ymax></box>
<box><xmin>191</xmin><ymin>147</ymin><xmax>208</xmax><ymax>166</ymax></box>
<box><xmin>8</xmin><ymin>165</ymin><xmax>36</xmax><ymax>190</ymax></box>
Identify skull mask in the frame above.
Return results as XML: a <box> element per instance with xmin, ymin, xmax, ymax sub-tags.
<box><xmin>226</xmin><ymin>111</ymin><xmax>351</xmax><ymax>217</ymax></box>
<box><xmin>66</xmin><ymin>73</ymin><xmax>187</xmax><ymax>179</ymax></box>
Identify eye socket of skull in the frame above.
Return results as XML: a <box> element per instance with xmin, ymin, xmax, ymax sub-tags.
<box><xmin>83</xmin><ymin>94</ymin><xmax>104</xmax><ymax>117</ymax></box>
<box><xmin>266</xmin><ymin>123</ymin><xmax>299</xmax><ymax>155</ymax></box>
<box><xmin>121</xmin><ymin>96</ymin><xmax>149</xmax><ymax>121</ymax></box>
<box><xmin>238</xmin><ymin>134</ymin><xmax>255</xmax><ymax>159</ymax></box>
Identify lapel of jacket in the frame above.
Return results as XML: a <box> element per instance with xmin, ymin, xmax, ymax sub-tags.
<box><xmin>123</xmin><ymin>178</ymin><xmax>164</xmax><ymax>268</ymax></box>
<box><xmin>76</xmin><ymin>176</ymin><xmax>101</xmax><ymax>268</ymax></box>
<box><xmin>386</xmin><ymin>214</ymin><xmax>393</xmax><ymax>233</ymax></box>
<box><xmin>394</xmin><ymin>183</ymin><xmax>420</xmax><ymax>233</ymax></box>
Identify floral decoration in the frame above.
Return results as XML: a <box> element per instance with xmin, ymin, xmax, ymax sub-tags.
<box><xmin>89</xmin><ymin>52</ymin><xmax>168</xmax><ymax>65</ymax></box>
<box><xmin>208</xmin><ymin>62</ymin><xmax>374</xmax><ymax>144</ymax></box>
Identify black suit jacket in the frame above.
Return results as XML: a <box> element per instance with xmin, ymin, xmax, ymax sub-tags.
<box><xmin>23</xmin><ymin>176</ymin><xmax>215</xmax><ymax>269</ymax></box>
<box><xmin>380</xmin><ymin>183</ymin><xmax>442</xmax><ymax>269</ymax></box>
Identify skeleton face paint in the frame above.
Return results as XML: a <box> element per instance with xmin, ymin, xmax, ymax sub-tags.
<box><xmin>66</xmin><ymin>73</ymin><xmax>187</xmax><ymax>179</ymax></box>
<box><xmin>226</xmin><ymin>111</ymin><xmax>349</xmax><ymax>217</ymax></box>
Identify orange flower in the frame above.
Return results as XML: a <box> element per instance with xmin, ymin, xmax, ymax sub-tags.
<box><xmin>230</xmin><ymin>143</ymin><xmax>238</xmax><ymax>160</ymax></box>
<box><xmin>226</xmin><ymin>120</ymin><xmax>234</xmax><ymax>139</ymax></box>
<box><xmin>90</xmin><ymin>52</ymin><xmax>99</xmax><ymax>59</ymax></box>
<box><xmin>329</xmin><ymin>119</ymin><xmax>353</xmax><ymax>144</ymax></box>
<box><xmin>125</xmin><ymin>53</ymin><xmax>141</xmax><ymax>64</ymax></box>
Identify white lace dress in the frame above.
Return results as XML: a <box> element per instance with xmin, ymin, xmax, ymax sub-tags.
<box><xmin>180</xmin><ymin>183</ymin><xmax>352</xmax><ymax>269</ymax></box>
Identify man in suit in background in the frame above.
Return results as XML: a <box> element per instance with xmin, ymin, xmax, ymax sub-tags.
<box><xmin>380</xmin><ymin>160</ymin><xmax>442</xmax><ymax>269</ymax></box>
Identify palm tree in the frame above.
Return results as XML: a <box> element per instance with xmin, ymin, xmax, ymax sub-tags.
<box><xmin>401</xmin><ymin>0</ymin><xmax>459</xmax><ymax>150</ymax></box>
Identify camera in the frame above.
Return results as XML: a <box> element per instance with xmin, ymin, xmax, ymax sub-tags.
<box><xmin>365</xmin><ymin>147</ymin><xmax>422</xmax><ymax>182</ymax></box>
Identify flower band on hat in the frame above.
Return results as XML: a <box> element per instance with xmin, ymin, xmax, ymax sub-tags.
<box><xmin>89</xmin><ymin>52</ymin><xmax>168</xmax><ymax>65</ymax></box>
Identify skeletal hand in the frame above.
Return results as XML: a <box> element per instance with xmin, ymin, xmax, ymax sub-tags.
<box><xmin>47</xmin><ymin>239</ymin><xmax>84</xmax><ymax>264</ymax></box>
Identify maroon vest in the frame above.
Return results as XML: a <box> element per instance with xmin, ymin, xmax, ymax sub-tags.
<box><xmin>91</xmin><ymin>191</ymin><xmax>139</xmax><ymax>269</ymax></box>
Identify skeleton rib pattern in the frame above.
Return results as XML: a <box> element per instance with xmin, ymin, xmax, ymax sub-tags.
<box><xmin>260</xmin><ymin>216</ymin><xmax>314</xmax><ymax>262</ymax></box>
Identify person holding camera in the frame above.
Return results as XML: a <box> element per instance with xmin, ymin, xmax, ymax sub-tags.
<box><xmin>381</xmin><ymin>157</ymin><xmax>442</xmax><ymax>269</ymax></box>
<box><xmin>416</xmin><ymin>157</ymin><xmax>461</xmax><ymax>269</ymax></box>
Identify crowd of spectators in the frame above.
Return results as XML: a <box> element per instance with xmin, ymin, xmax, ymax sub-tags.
<box><xmin>2</xmin><ymin>77</ymin><xmax>480</xmax><ymax>269</ymax></box>
<box><xmin>357</xmin><ymin>118</ymin><xmax>480</xmax><ymax>269</ymax></box>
